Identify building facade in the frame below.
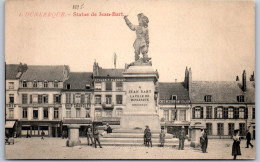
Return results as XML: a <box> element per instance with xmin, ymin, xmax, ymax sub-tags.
<box><xmin>17</xmin><ymin>65</ymin><xmax>70</xmax><ymax>137</ymax></box>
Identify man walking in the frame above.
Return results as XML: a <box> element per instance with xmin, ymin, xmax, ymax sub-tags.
<box><xmin>41</xmin><ymin>130</ymin><xmax>45</xmax><ymax>140</ymax></box>
<box><xmin>178</xmin><ymin>126</ymin><xmax>186</xmax><ymax>150</ymax></box>
<box><xmin>200</xmin><ymin>129</ymin><xmax>208</xmax><ymax>153</ymax></box>
<box><xmin>144</xmin><ymin>125</ymin><xmax>150</xmax><ymax>145</ymax></box>
<box><xmin>246</xmin><ymin>130</ymin><xmax>253</xmax><ymax>148</ymax></box>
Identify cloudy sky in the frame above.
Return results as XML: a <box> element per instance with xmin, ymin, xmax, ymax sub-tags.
<box><xmin>5</xmin><ymin>0</ymin><xmax>255</xmax><ymax>82</ymax></box>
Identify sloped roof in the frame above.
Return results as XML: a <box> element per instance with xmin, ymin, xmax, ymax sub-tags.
<box><xmin>190</xmin><ymin>81</ymin><xmax>255</xmax><ymax>103</ymax></box>
<box><xmin>20</xmin><ymin>65</ymin><xmax>66</xmax><ymax>81</ymax></box>
<box><xmin>159</xmin><ymin>82</ymin><xmax>189</xmax><ymax>100</ymax></box>
<box><xmin>6</xmin><ymin>64</ymin><xmax>20</xmax><ymax>79</ymax></box>
<box><xmin>64</xmin><ymin>72</ymin><xmax>93</xmax><ymax>90</ymax></box>
<box><xmin>98</xmin><ymin>68</ymin><xmax>124</xmax><ymax>77</ymax></box>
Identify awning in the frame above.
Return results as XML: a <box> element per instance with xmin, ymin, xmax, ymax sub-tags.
<box><xmin>5</xmin><ymin>121</ymin><xmax>15</xmax><ymax>128</ymax></box>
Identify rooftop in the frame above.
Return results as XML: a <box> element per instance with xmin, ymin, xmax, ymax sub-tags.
<box><xmin>159</xmin><ymin>82</ymin><xmax>189</xmax><ymax>100</ymax></box>
<box><xmin>63</xmin><ymin>72</ymin><xmax>93</xmax><ymax>90</ymax></box>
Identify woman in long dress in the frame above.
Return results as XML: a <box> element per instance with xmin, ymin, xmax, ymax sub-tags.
<box><xmin>159</xmin><ymin>129</ymin><xmax>165</xmax><ymax>147</ymax></box>
<box><xmin>232</xmin><ymin>130</ymin><xmax>241</xmax><ymax>160</ymax></box>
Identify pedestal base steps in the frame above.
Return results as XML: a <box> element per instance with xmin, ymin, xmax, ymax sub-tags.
<box><xmin>100</xmin><ymin>129</ymin><xmax>190</xmax><ymax>147</ymax></box>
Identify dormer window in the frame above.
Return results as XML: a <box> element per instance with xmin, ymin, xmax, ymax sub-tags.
<box><xmin>44</xmin><ymin>81</ymin><xmax>48</xmax><ymax>88</ymax></box>
<box><xmin>22</xmin><ymin>81</ymin><xmax>27</xmax><ymax>88</ymax></box>
<box><xmin>66</xmin><ymin>84</ymin><xmax>71</xmax><ymax>89</ymax></box>
<box><xmin>171</xmin><ymin>95</ymin><xmax>177</xmax><ymax>100</ymax></box>
<box><xmin>54</xmin><ymin>81</ymin><xmax>59</xmax><ymax>88</ymax></box>
<box><xmin>237</xmin><ymin>95</ymin><xmax>244</xmax><ymax>102</ymax></box>
<box><xmin>33</xmin><ymin>81</ymin><xmax>37</xmax><ymax>88</ymax></box>
<box><xmin>204</xmin><ymin>95</ymin><xmax>212</xmax><ymax>102</ymax></box>
<box><xmin>85</xmin><ymin>84</ymin><xmax>91</xmax><ymax>89</ymax></box>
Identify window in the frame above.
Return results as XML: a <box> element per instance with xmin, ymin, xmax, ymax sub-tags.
<box><xmin>163</xmin><ymin>110</ymin><xmax>169</xmax><ymax>121</ymax></box>
<box><xmin>171</xmin><ymin>95</ymin><xmax>177</xmax><ymax>100</ymax></box>
<box><xmin>54</xmin><ymin>108</ymin><xmax>59</xmax><ymax>119</ymax></box>
<box><xmin>216</xmin><ymin>107</ymin><xmax>223</xmax><ymax>119</ymax></box>
<box><xmin>8</xmin><ymin>82</ymin><xmax>14</xmax><ymax>89</ymax></box>
<box><xmin>9</xmin><ymin>108</ymin><xmax>14</xmax><ymax>119</ymax></box>
<box><xmin>193</xmin><ymin>107</ymin><xmax>203</xmax><ymax>119</ymax></box>
<box><xmin>76</xmin><ymin>108</ymin><xmax>81</xmax><ymax>118</ymax></box>
<box><xmin>66</xmin><ymin>93</ymin><xmax>71</xmax><ymax>104</ymax></box>
<box><xmin>95</xmin><ymin>95</ymin><xmax>101</xmax><ymax>105</ymax></box>
<box><xmin>44</xmin><ymin>81</ymin><xmax>48</xmax><ymax>88</ymax></box>
<box><xmin>237</xmin><ymin>95</ymin><xmax>244</xmax><ymax>102</ymax></box>
<box><xmin>228</xmin><ymin>123</ymin><xmax>235</xmax><ymax>136</ymax></box>
<box><xmin>104</xmin><ymin>110</ymin><xmax>112</xmax><ymax>117</ymax></box>
<box><xmin>33</xmin><ymin>108</ymin><xmax>38</xmax><ymax>119</ymax></box>
<box><xmin>22</xmin><ymin>108</ymin><xmax>28</xmax><ymax>118</ymax></box>
<box><xmin>179</xmin><ymin>110</ymin><xmax>186</xmax><ymax>121</ymax></box>
<box><xmin>171</xmin><ymin>109</ymin><xmax>176</xmax><ymax>121</ymax></box>
<box><xmin>81</xmin><ymin>94</ymin><xmax>85</xmax><ymax>104</ymax></box>
<box><xmin>86</xmin><ymin>108</ymin><xmax>91</xmax><ymax>118</ymax></box>
<box><xmin>38</xmin><ymin>95</ymin><xmax>42</xmax><ymax>104</ymax></box>
<box><xmin>43</xmin><ymin>95</ymin><xmax>48</xmax><ymax>104</ymax></box>
<box><xmin>85</xmin><ymin>94</ymin><xmax>91</xmax><ymax>107</ymax></box>
<box><xmin>54</xmin><ymin>81</ymin><xmax>59</xmax><ymax>88</ymax></box>
<box><xmin>95</xmin><ymin>109</ymin><xmax>102</xmax><ymax>118</ymax></box>
<box><xmin>22</xmin><ymin>94</ymin><xmax>28</xmax><ymax>104</ymax></box>
<box><xmin>116</xmin><ymin>108</ymin><xmax>123</xmax><ymax>117</ymax></box>
<box><xmin>116</xmin><ymin>82</ymin><xmax>123</xmax><ymax>91</ymax></box>
<box><xmin>252</xmin><ymin>108</ymin><xmax>255</xmax><ymax>119</ymax></box>
<box><xmin>75</xmin><ymin>94</ymin><xmax>81</xmax><ymax>103</ymax></box>
<box><xmin>32</xmin><ymin>95</ymin><xmax>38</xmax><ymax>103</ymax></box>
<box><xmin>239</xmin><ymin>123</ymin><xmax>246</xmax><ymax>136</ymax></box>
<box><xmin>239</xmin><ymin>108</ymin><xmax>245</xmax><ymax>119</ymax></box>
<box><xmin>116</xmin><ymin>95</ymin><xmax>123</xmax><ymax>104</ymax></box>
<box><xmin>66</xmin><ymin>84</ymin><xmax>71</xmax><ymax>89</ymax></box>
<box><xmin>94</xmin><ymin>82</ymin><xmax>101</xmax><ymax>90</ymax></box>
<box><xmin>66</xmin><ymin>108</ymin><xmax>71</xmax><ymax>118</ymax></box>
<box><xmin>206</xmin><ymin>123</ymin><xmax>212</xmax><ymax>135</ymax></box>
<box><xmin>85</xmin><ymin>84</ymin><xmax>91</xmax><ymax>89</ymax></box>
<box><xmin>217</xmin><ymin>123</ymin><xmax>224</xmax><ymax>135</ymax></box>
<box><xmin>105</xmin><ymin>95</ymin><xmax>112</xmax><ymax>104</ymax></box>
<box><xmin>204</xmin><ymin>95</ymin><xmax>212</xmax><ymax>102</ymax></box>
<box><xmin>22</xmin><ymin>81</ymin><xmax>27</xmax><ymax>88</ymax></box>
<box><xmin>33</xmin><ymin>81</ymin><xmax>37</xmax><ymax>88</ymax></box>
<box><xmin>106</xmin><ymin>82</ymin><xmax>112</xmax><ymax>91</ymax></box>
<box><xmin>9</xmin><ymin>94</ymin><xmax>14</xmax><ymax>104</ymax></box>
<box><xmin>228</xmin><ymin>108</ymin><xmax>234</xmax><ymax>119</ymax></box>
<box><xmin>206</xmin><ymin>106</ymin><xmax>212</xmax><ymax>119</ymax></box>
<box><xmin>53</xmin><ymin>94</ymin><xmax>61</xmax><ymax>104</ymax></box>
<box><xmin>44</xmin><ymin>108</ymin><xmax>48</xmax><ymax>119</ymax></box>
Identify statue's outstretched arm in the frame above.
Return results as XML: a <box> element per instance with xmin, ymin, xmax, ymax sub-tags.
<box><xmin>124</xmin><ymin>16</ymin><xmax>135</xmax><ymax>31</ymax></box>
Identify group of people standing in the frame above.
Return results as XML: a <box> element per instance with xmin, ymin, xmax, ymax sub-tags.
<box><xmin>86</xmin><ymin>123</ymin><xmax>113</xmax><ymax>148</ymax></box>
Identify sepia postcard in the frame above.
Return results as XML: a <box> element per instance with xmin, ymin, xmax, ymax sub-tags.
<box><xmin>5</xmin><ymin>0</ymin><xmax>255</xmax><ymax>160</ymax></box>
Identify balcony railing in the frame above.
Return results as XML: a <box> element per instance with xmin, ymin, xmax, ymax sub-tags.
<box><xmin>6</xmin><ymin>104</ymin><xmax>16</xmax><ymax>108</ymax></box>
<box><xmin>102</xmin><ymin>102</ymin><xmax>114</xmax><ymax>109</ymax></box>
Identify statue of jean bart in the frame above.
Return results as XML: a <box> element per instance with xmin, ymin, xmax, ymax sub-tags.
<box><xmin>124</xmin><ymin>13</ymin><xmax>150</xmax><ymax>63</ymax></box>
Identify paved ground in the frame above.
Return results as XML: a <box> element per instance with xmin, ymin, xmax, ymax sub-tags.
<box><xmin>5</xmin><ymin>137</ymin><xmax>255</xmax><ymax>160</ymax></box>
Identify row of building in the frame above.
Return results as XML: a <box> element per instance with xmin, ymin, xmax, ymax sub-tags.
<box><xmin>5</xmin><ymin>62</ymin><xmax>255</xmax><ymax>139</ymax></box>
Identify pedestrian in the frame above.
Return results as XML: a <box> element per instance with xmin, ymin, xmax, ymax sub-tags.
<box><xmin>159</xmin><ymin>129</ymin><xmax>165</xmax><ymax>147</ymax></box>
<box><xmin>178</xmin><ymin>126</ymin><xmax>186</xmax><ymax>150</ymax></box>
<box><xmin>232</xmin><ymin>129</ymin><xmax>241</xmax><ymax>160</ymax></box>
<box><xmin>246</xmin><ymin>130</ymin><xmax>253</xmax><ymax>148</ymax></box>
<box><xmin>144</xmin><ymin>125</ymin><xmax>150</xmax><ymax>145</ymax></box>
<box><xmin>86</xmin><ymin>126</ymin><xmax>93</xmax><ymax>146</ymax></box>
<box><xmin>93</xmin><ymin>127</ymin><xmax>102</xmax><ymax>148</ymax></box>
<box><xmin>105</xmin><ymin>123</ymin><xmax>112</xmax><ymax>134</ymax></box>
<box><xmin>41</xmin><ymin>130</ymin><xmax>45</xmax><ymax>140</ymax></box>
<box><xmin>200</xmin><ymin>129</ymin><xmax>208</xmax><ymax>153</ymax></box>
<box><xmin>145</xmin><ymin>129</ymin><xmax>152</xmax><ymax>147</ymax></box>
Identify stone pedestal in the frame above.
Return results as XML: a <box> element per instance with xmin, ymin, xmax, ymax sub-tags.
<box><xmin>120</xmin><ymin>64</ymin><xmax>160</xmax><ymax>130</ymax></box>
<box><xmin>189</xmin><ymin>123</ymin><xmax>205</xmax><ymax>147</ymax></box>
<box><xmin>66</xmin><ymin>125</ymin><xmax>81</xmax><ymax>147</ymax></box>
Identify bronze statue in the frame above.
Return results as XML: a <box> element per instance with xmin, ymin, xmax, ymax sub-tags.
<box><xmin>124</xmin><ymin>13</ymin><xmax>150</xmax><ymax>62</ymax></box>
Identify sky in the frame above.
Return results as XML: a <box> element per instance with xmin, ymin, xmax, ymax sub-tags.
<box><xmin>5</xmin><ymin>0</ymin><xmax>255</xmax><ymax>82</ymax></box>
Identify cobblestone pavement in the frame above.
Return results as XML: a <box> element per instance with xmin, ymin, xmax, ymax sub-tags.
<box><xmin>5</xmin><ymin>137</ymin><xmax>255</xmax><ymax>160</ymax></box>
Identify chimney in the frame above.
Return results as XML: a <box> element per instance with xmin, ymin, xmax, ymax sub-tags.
<box><xmin>242</xmin><ymin>70</ymin><xmax>246</xmax><ymax>92</ymax></box>
<box><xmin>184</xmin><ymin>67</ymin><xmax>188</xmax><ymax>89</ymax></box>
<box><xmin>250</xmin><ymin>71</ymin><xmax>255</xmax><ymax>81</ymax></box>
<box><xmin>236</xmin><ymin>76</ymin><xmax>239</xmax><ymax>81</ymax></box>
<box><xmin>93</xmin><ymin>61</ymin><xmax>99</xmax><ymax>76</ymax></box>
